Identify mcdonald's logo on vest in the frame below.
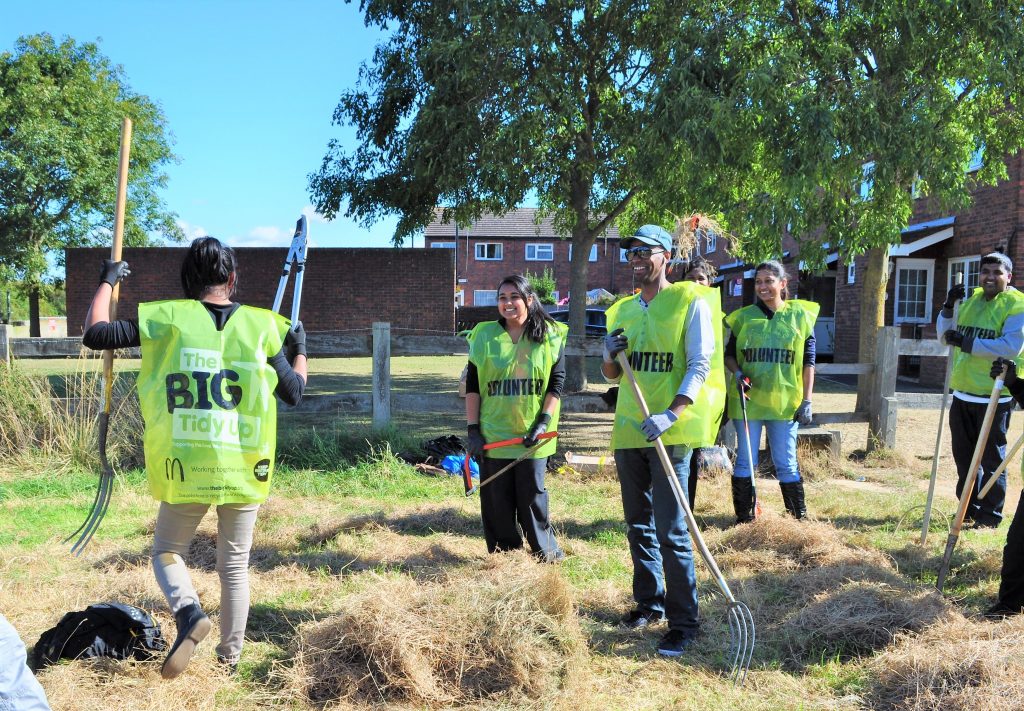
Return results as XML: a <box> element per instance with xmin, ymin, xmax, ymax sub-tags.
<box><xmin>165</xmin><ymin>458</ymin><xmax>185</xmax><ymax>482</ymax></box>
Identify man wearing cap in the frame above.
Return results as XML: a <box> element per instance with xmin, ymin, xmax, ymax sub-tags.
<box><xmin>601</xmin><ymin>224</ymin><xmax>723</xmax><ymax>657</ymax></box>
<box><xmin>937</xmin><ymin>252</ymin><xmax>1024</xmax><ymax>528</ymax></box>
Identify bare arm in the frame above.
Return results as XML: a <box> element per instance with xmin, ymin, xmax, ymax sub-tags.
<box><xmin>84</xmin><ymin>283</ymin><xmax>113</xmax><ymax>331</ymax></box>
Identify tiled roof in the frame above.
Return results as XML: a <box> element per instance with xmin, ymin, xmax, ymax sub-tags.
<box><xmin>424</xmin><ymin>207</ymin><xmax>622</xmax><ymax>240</ymax></box>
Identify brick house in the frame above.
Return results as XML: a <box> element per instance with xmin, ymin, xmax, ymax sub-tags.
<box><xmin>693</xmin><ymin>151</ymin><xmax>1024</xmax><ymax>374</ymax></box>
<box><xmin>423</xmin><ymin>208</ymin><xmax>633</xmax><ymax>306</ymax></box>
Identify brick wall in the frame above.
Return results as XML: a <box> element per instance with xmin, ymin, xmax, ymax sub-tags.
<box><xmin>66</xmin><ymin>247</ymin><xmax>455</xmax><ymax>337</ymax></box>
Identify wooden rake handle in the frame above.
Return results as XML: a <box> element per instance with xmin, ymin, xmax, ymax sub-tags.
<box><xmin>936</xmin><ymin>363</ymin><xmax>1006</xmax><ymax>591</ymax></box>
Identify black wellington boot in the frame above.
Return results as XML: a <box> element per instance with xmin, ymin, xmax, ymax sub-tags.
<box><xmin>731</xmin><ymin>477</ymin><xmax>756</xmax><ymax>524</ymax></box>
<box><xmin>161</xmin><ymin>603</ymin><xmax>212</xmax><ymax>680</ymax></box>
<box><xmin>779</xmin><ymin>481</ymin><xmax>807</xmax><ymax>520</ymax></box>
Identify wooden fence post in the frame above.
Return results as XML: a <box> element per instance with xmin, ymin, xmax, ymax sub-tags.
<box><xmin>372</xmin><ymin>322</ymin><xmax>391</xmax><ymax>430</ymax></box>
<box><xmin>868</xmin><ymin>326</ymin><xmax>899</xmax><ymax>450</ymax></box>
<box><xmin>0</xmin><ymin>324</ymin><xmax>9</xmax><ymax>365</ymax></box>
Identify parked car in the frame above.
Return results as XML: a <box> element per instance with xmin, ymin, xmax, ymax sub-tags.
<box><xmin>549</xmin><ymin>308</ymin><xmax>607</xmax><ymax>337</ymax></box>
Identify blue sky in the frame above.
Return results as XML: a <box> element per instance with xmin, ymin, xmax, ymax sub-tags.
<box><xmin>2</xmin><ymin>0</ymin><xmax>406</xmax><ymax>250</ymax></box>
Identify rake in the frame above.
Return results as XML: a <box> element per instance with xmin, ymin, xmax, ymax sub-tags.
<box><xmin>617</xmin><ymin>352</ymin><xmax>754</xmax><ymax>684</ymax></box>
<box><xmin>66</xmin><ymin>117</ymin><xmax>133</xmax><ymax>556</ymax></box>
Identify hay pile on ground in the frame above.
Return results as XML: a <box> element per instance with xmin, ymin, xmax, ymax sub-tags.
<box><xmin>867</xmin><ymin>615</ymin><xmax>1024</xmax><ymax>710</ymax></box>
<box><xmin>287</xmin><ymin>552</ymin><xmax>581</xmax><ymax>706</ymax></box>
<box><xmin>714</xmin><ymin>512</ymin><xmax>956</xmax><ymax>664</ymax></box>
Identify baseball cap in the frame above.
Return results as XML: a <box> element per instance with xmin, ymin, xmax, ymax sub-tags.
<box><xmin>619</xmin><ymin>224</ymin><xmax>672</xmax><ymax>253</ymax></box>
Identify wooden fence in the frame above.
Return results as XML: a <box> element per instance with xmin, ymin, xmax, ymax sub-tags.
<box><xmin>1</xmin><ymin>324</ymin><xmax>937</xmax><ymax>450</ymax></box>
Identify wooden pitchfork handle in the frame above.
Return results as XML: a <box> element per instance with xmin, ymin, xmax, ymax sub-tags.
<box><xmin>464</xmin><ymin>431</ymin><xmax>558</xmax><ymax>496</ymax></box>
<box><xmin>936</xmin><ymin>362</ymin><xmax>1006</xmax><ymax>591</ymax></box>
<box><xmin>978</xmin><ymin>429</ymin><xmax>1024</xmax><ymax>500</ymax></box>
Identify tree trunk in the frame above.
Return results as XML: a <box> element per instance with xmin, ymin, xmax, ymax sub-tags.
<box><xmin>856</xmin><ymin>245</ymin><xmax>890</xmax><ymax>413</ymax></box>
<box><xmin>564</xmin><ymin>226</ymin><xmax>595</xmax><ymax>393</ymax></box>
<box><xmin>28</xmin><ymin>287</ymin><xmax>40</xmax><ymax>338</ymax></box>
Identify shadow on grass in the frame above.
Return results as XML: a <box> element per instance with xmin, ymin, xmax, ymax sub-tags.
<box><xmin>309</xmin><ymin>506</ymin><xmax>483</xmax><ymax>540</ymax></box>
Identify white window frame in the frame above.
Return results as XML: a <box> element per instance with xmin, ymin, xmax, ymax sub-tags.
<box><xmin>569</xmin><ymin>244</ymin><xmax>598</xmax><ymax>262</ymax></box>
<box><xmin>948</xmin><ymin>256</ymin><xmax>981</xmax><ymax>292</ymax></box>
<box><xmin>430</xmin><ymin>241</ymin><xmax>456</xmax><ymax>249</ymax></box>
<box><xmin>893</xmin><ymin>257</ymin><xmax>935</xmax><ymax>325</ymax></box>
<box><xmin>859</xmin><ymin>161</ymin><xmax>875</xmax><ymax>201</ymax></box>
<box><xmin>473</xmin><ymin>290</ymin><xmax>497</xmax><ymax>306</ymax></box>
<box><xmin>474</xmin><ymin>242</ymin><xmax>503</xmax><ymax>261</ymax></box>
<box><xmin>968</xmin><ymin>143</ymin><xmax>985</xmax><ymax>172</ymax></box>
<box><xmin>705</xmin><ymin>229</ymin><xmax>717</xmax><ymax>253</ymax></box>
<box><xmin>847</xmin><ymin>262</ymin><xmax>856</xmax><ymax>284</ymax></box>
<box><xmin>525</xmin><ymin>243</ymin><xmax>554</xmax><ymax>261</ymax></box>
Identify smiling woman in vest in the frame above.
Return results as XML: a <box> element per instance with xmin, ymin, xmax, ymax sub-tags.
<box><xmin>82</xmin><ymin>237</ymin><xmax>307</xmax><ymax>679</ymax></box>
<box><xmin>464</xmin><ymin>275</ymin><xmax>566</xmax><ymax>562</ymax></box>
<box><xmin>724</xmin><ymin>260</ymin><xmax>818</xmax><ymax>521</ymax></box>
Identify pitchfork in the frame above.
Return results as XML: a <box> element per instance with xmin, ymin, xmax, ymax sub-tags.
<box><xmin>617</xmin><ymin>352</ymin><xmax>755</xmax><ymax>684</ymax></box>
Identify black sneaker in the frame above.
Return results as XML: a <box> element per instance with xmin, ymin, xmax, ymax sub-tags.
<box><xmin>161</xmin><ymin>603</ymin><xmax>212</xmax><ymax>680</ymax></box>
<box><xmin>657</xmin><ymin>629</ymin><xmax>697</xmax><ymax>657</ymax></box>
<box><xmin>984</xmin><ymin>602</ymin><xmax>1021</xmax><ymax>620</ymax></box>
<box><xmin>217</xmin><ymin>655</ymin><xmax>239</xmax><ymax>675</ymax></box>
<box><xmin>620</xmin><ymin>609</ymin><xmax>665</xmax><ymax>629</ymax></box>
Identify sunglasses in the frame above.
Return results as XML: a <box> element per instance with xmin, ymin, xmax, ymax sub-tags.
<box><xmin>625</xmin><ymin>246</ymin><xmax>665</xmax><ymax>260</ymax></box>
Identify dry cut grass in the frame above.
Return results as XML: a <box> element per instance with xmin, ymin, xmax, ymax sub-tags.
<box><xmin>284</xmin><ymin>552</ymin><xmax>582</xmax><ymax>707</ymax></box>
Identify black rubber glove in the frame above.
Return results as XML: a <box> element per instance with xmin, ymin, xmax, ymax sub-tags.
<box><xmin>99</xmin><ymin>259</ymin><xmax>131</xmax><ymax>287</ymax></box>
<box><xmin>523</xmin><ymin>413</ymin><xmax>551</xmax><ymax>448</ymax></box>
<box><xmin>603</xmin><ymin>327</ymin><xmax>628</xmax><ymax>362</ymax></box>
<box><xmin>944</xmin><ymin>283</ymin><xmax>967</xmax><ymax>309</ymax></box>
<box><xmin>734</xmin><ymin>370</ymin><xmax>752</xmax><ymax>394</ymax></box>
<box><xmin>992</xmin><ymin>359</ymin><xmax>1017</xmax><ymax>387</ymax></box>
<box><xmin>466</xmin><ymin>424</ymin><xmax>486</xmax><ymax>459</ymax></box>
<box><xmin>284</xmin><ymin>322</ymin><xmax>306</xmax><ymax>363</ymax></box>
<box><xmin>943</xmin><ymin>330</ymin><xmax>965</xmax><ymax>349</ymax></box>
<box><xmin>793</xmin><ymin>400</ymin><xmax>813</xmax><ymax>426</ymax></box>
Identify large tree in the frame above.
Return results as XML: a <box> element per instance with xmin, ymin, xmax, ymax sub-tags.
<box><xmin>646</xmin><ymin>1</ymin><xmax>1024</xmax><ymax>419</ymax></box>
<box><xmin>310</xmin><ymin>0</ymin><xmax>706</xmax><ymax>390</ymax></box>
<box><xmin>0</xmin><ymin>33</ymin><xmax>181</xmax><ymax>336</ymax></box>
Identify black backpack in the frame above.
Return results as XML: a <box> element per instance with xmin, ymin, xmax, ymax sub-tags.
<box><xmin>32</xmin><ymin>602</ymin><xmax>167</xmax><ymax>671</ymax></box>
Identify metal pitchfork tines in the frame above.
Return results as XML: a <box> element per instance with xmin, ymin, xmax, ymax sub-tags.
<box><xmin>617</xmin><ymin>352</ymin><xmax>755</xmax><ymax>684</ymax></box>
<box><xmin>273</xmin><ymin>214</ymin><xmax>309</xmax><ymax>322</ymax></box>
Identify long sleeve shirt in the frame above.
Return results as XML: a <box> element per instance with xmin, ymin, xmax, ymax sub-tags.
<box><xmin>936</xmin><ymin>296</ymin><xmax>1024</xmax><ymax>403</ymax></box>
<box><xmin>82</xmin><ymin>302</ymin><xmax>305</xmax><ymax>406</ymax></box>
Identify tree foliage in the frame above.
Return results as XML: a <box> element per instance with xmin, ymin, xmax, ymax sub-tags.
<box><xmin>0</xmin><ymin>34</ymin><xmax>181</xmax><ymax>305</ymax></box>
<box><xmin>310</xmin><ymin>0</ymin><xmax>706</xmax><ymax>388</ymax></box>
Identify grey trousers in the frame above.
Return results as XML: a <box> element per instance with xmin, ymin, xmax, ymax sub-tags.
<box><xmin>152</xmin><ymin>502</ymin><xmax>260</xmax><ymax>664</ymax></box>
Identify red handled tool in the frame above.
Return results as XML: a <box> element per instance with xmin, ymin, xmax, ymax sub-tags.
<box><xmin>463</xmin><ymin>431</ymin><xmax>558</xmax><ymax>497</ymax></box>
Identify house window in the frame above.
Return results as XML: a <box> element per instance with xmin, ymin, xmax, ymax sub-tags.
<box><xmin>568</xmin><ymin>244</ymin><xmax>598</xmax><ymax>262</ymax></box>
<box><xmin>948</xmin><ymin>256</ymin><xmax>981</xmax><ymax>292</ymax></box>
<box><xmin>474</xmin><ymin>243</ymin><xmax>503</xmax><ymax>260</ymax></box>
<box><xmin>894</xmin><ymin>258</ymin><xmax>935</xmax><ymax>324</ymax></box>
<box><xmin>474</xmin><ymin>290</ymin><xmax>497</xmax><ymax>306</ymax></box>
<box><xmin>431</xmin><ymin>241</ymin><xmax>456</xmax><ymax>249</ymax></box>
<box><xmin>704</xmin><ymin>229</ymin><xmax>717</xmax><ymax>253</ymax></box>
<box><xmin>859</xmin><ymin>161</ymin><xmax>875</xmax><ymax>201</ymax></box>
<box><xmin>847</xmin><ymin>262</ymin><xmax>855</xmax><ymax>284</ymax></box>
<box><xmin>968</xmin><ymin>143</ymin><xmax>985</xmax><ymax>172</ymax></box>
<box><xmin>525</xmin><ymin>243</ymin><xmax>554</xmax><ymax>261</ymax></box>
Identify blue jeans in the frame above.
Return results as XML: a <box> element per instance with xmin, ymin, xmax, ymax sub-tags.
<box><xmin>735</xmin><ymin>419</ymin><xmax>801</xmax><ymax>483</ymax></box>
<box><xmin>614</xmin><ymin>445</ymin><xmax>699</xmax><ymax>632</ymax></box>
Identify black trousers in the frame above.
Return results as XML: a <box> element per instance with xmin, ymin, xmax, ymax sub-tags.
<box><xmin>949</xmin><ymin>396</ymin><xmax>1013</xmax><ymax>525</ymax></box>
<box><xmin>479</xmin><ymin>456</ymin><xmax>560</xmax><ymax>558</ymax></box>
<box><xmin>997</xmin><ymin>491</ymin><xmax>1024</xmax><ymax>611</ymax></box>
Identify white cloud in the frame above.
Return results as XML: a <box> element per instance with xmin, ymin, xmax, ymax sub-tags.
<box><xmin>230</xmin><ymin>225</ymin><xmax>293</xmax><ymax>248</ymax></box>
<box><xmin>301</xmin><ymin>205</ymin><xmax>330</xmax><ymax>224</ymax></box>
<box><xmin>175</xmin><ymin>219</ymin><xmax>209</xmax><ymax>241</ymax></box>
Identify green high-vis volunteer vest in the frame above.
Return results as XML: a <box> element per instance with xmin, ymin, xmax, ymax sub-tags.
<box><xmin>950</xmin><ymin>288</ymin><xmax>1024</xmax><ymax>397</ymax></box>
<box><xmin>468</xmin><ymin>320</ymin><xmax>568</xmax><ymax>459</ymax></box>
<box><xmin>725</xmin><ymin>299</ymin><xmax>819</xmax><ymax>421</ymax></box>
<box><xmin>605</xmin><ymin>282</ymin><xmax>725</xmax><ymax>449</ymax></box>
<box><xmin>138</xmin><ymin>300</ymin><xmax>289</xmax><ymax>504</ymax></box>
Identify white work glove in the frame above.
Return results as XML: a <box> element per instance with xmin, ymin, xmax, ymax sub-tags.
<box><xmin>641</xmin><ymin>409</ymin><xmax>678</xmax><ymax>442</ymax></box>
